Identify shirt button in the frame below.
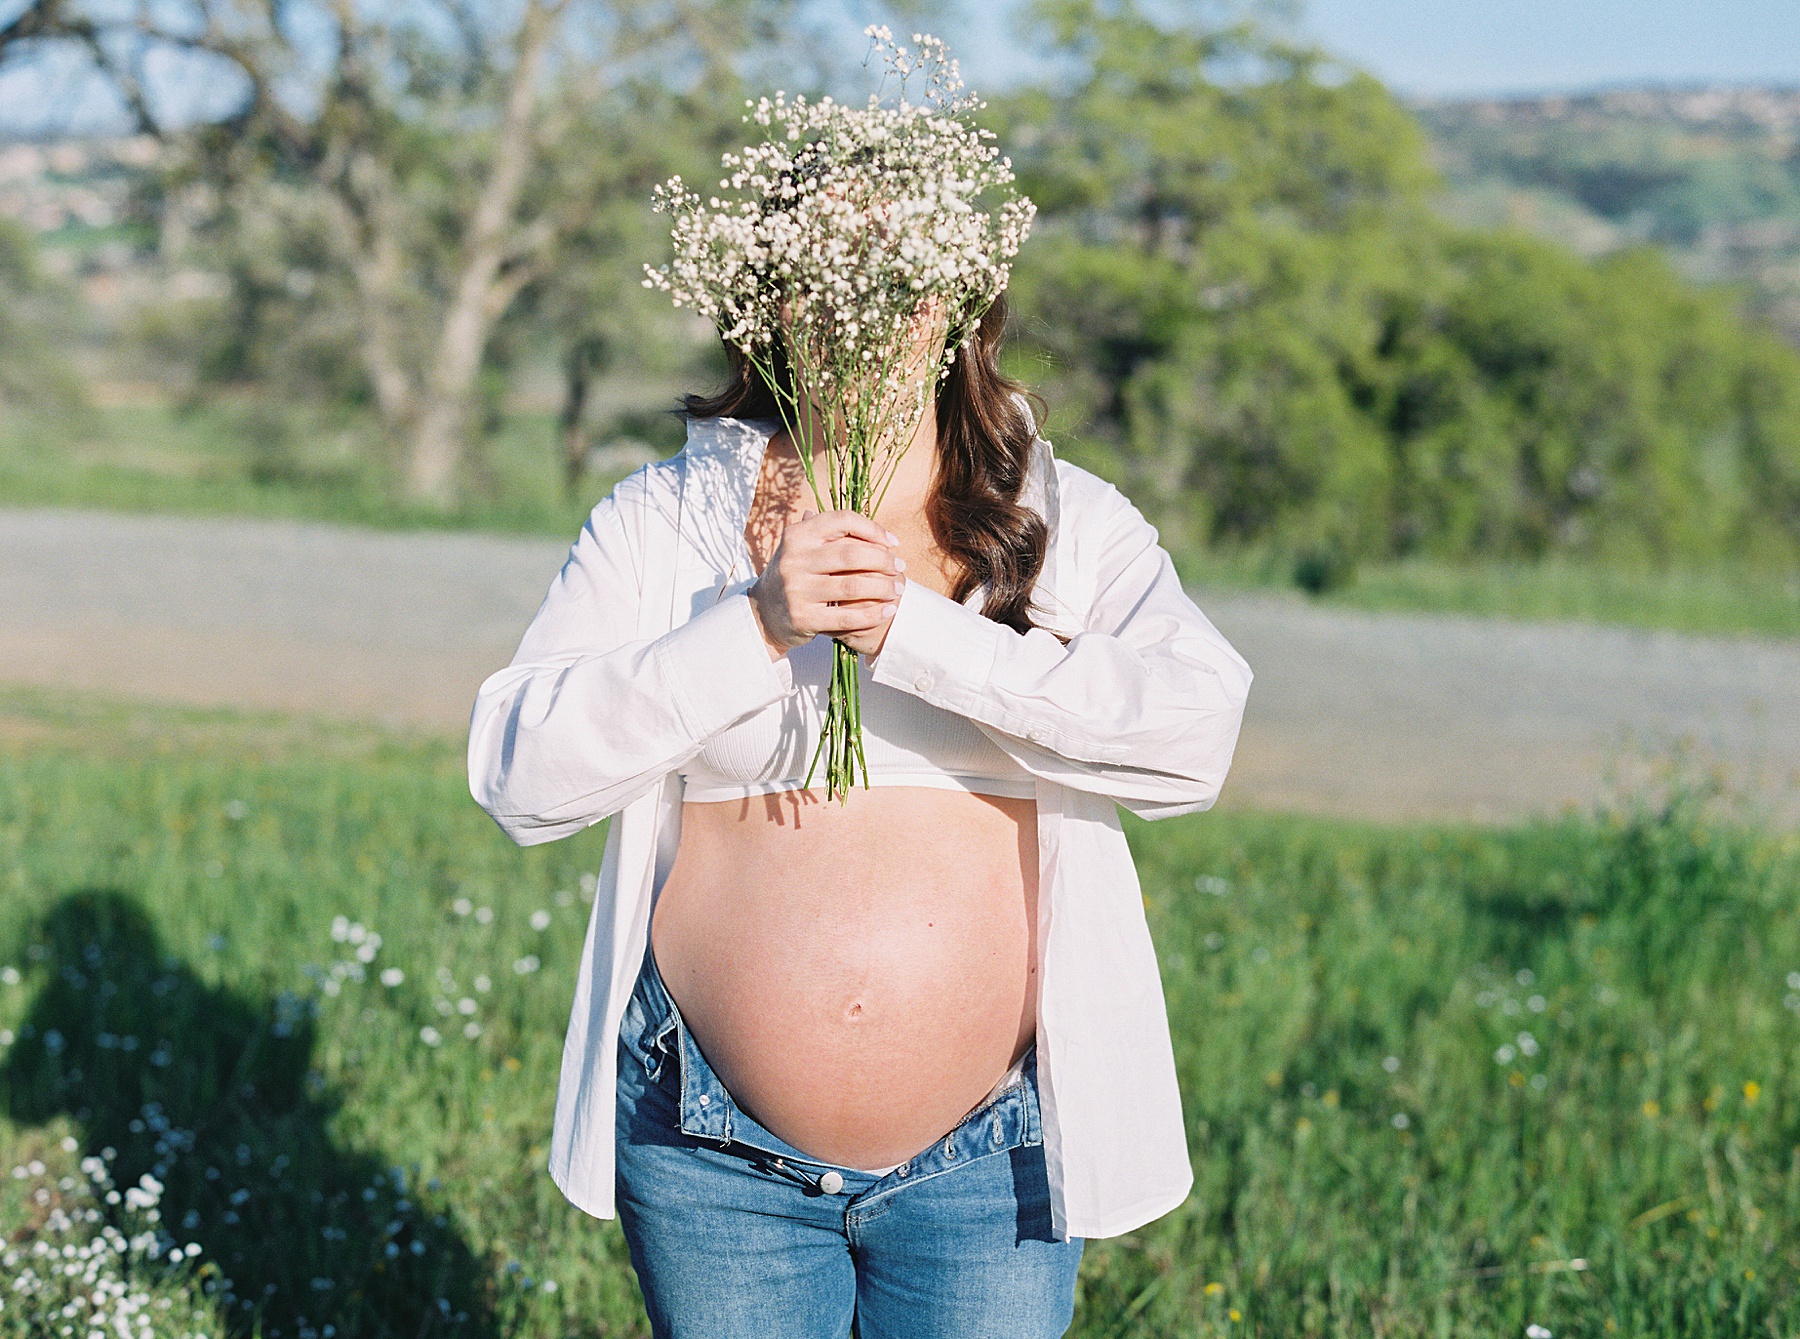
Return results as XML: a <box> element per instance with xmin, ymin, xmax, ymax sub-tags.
<box><xmin>1026</xmin><ymin>727</ymin><xmax>1046</xmax><ymax>744</ymax></box>
<box><xmin>818</xmin><ymin>1171</ymin><xmax>844</xmax><ymax>1195</ymax></box>
<box><xmin>913</xmin><ymin>673</ymin><xmax>934</xmax><ymax>692</ymax></box>
<box><xmin>697</xmin><ymin>1095</ymin><xmax>710</xmax><ymax>1106</ymax></box>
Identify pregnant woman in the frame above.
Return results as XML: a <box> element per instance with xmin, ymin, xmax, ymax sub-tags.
<box><xmin>467</xmin><ymin>294</ymin><xmax>1253</xmax><ymax>1336</ymax></box>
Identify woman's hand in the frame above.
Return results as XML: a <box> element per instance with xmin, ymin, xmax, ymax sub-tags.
<box><xmin>749</xmin><ymin>508</ymin><xmax>907</xmax><ymax>660</ymax></box>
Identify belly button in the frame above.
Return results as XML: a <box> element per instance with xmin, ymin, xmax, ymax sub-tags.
<box><xmin>847</xmin><ymin>1002</ymin><xmax>863</xmax><ymax>1019</ymax></box>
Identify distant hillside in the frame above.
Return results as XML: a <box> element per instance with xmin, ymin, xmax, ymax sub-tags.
<box><xmin>1414</xmin><ymin>86</ymin><xmax>1800</xmax><ymax>344</ymax></box>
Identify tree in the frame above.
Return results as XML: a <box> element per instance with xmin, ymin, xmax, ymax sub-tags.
<box><xmin>0</xmin><ymin>217</ymin><xmax>86</xmax><ymax>414</ymax></box>
<box><xmin>991</xmin><ymin>0</ymin><xmax>1800</xmax><ymax>569</ymax></box>
<box><xmin>5</xmin><ymin>0</ymin><xmax>789</xmax><ymax>506</ymax></box>
<box><xmin>991</xmin><ymin>0</ymin><xmax>1439</xmax><ymax>555</ymax></box>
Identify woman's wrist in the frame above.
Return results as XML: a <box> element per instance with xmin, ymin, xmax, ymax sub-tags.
<box><xmin>749</xmin><ymin>596</ymin><xmax>791</xmax><ymax>662</ymax></box>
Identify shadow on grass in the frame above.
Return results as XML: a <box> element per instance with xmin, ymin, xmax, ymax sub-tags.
<box><xmin>1</xmin><ymin>889</ymin><xmax>497</xmax><ymax>1339</ymax></box>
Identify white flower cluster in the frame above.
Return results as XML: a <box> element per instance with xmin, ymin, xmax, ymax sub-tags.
<box><xmin>643</xmin><ymin>26</ymin><xmax>1034</xmax><ymax>496</ymax></box>
<box><xmin>643</xmin><ymin>29</ymin><xmax>1036</xmax><ymax>801</ymax></box>
<box><xmin>2</xmin><ymin>1142</ymin><xmax>214</xmax><ymax>1338</ymax></box>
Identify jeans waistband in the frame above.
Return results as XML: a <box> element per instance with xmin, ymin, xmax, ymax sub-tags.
<box><xmin>629</xmin><ymin>939</ymin><xmax>1042</xmax><ymax>1194</ymax></box>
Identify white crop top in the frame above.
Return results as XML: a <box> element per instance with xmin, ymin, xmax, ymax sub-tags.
<box><xmin>679</xmin><ymin>611</ymin><xmax>1036</xmax><ymax>803</ymax></box>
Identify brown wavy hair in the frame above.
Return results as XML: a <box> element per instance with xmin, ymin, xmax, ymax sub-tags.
<box><xmin>683</xmin><ymin>293</ymin><xmax>1050</xmax><ymax>634</ymax></box>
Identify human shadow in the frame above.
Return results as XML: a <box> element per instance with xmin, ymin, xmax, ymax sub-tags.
<box><xmin>1</xmin><ymin>889</ymin><xmax>497</xmax><ymax>1339</ymax></box>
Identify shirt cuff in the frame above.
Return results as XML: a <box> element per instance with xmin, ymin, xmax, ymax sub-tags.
<box><xmin>868</xmin><ymin>578</ymin><xmax>1004</xmax><ymax>709</ymax></box>
<box><xmin>656</xmin><ymin>590</ymin><xmax>794</xmax><ymax>740</ymax></box>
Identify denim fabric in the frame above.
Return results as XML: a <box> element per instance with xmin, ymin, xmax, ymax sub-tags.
<box><xmin>614</xmin><ymin>943</ymin><xmax>1086</xmax><ymax>1338</ymax></box>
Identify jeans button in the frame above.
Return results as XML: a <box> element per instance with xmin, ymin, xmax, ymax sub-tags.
<box><xmin>819</xmin><ymin>1171</ymin><xmax>844</xmax><ymax>1195</ymax></box>
<box><xmin>896</xmin><ymin>1162</ymin><xmax>910</xmax><ymax>1178</ymax></box>
<box><xmin>697</xmin><ymin>1094</ymin><xmax>710</xmax><ymax>1106</ymax></box>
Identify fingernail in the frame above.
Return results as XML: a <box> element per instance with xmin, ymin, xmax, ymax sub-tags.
<box><xmin>882</xmin><ymin>602</ymin><xmax>896</xmax><ymax>617</ymax></box>
<box><xmin>893</xmin><ymin>579</ymin><xmax>905</xmax><ymax>595</ymax></box>
<box><xmin>893</xmin><ymin>556</ymin><xmax>906</xmax><ymax>571</ymax></box>
<box><xmin>885</xmin><ymin>531</ymin><xmax>898</xmax><ymax>545</ymax></box>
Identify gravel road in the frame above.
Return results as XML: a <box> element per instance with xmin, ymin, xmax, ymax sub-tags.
<box><xmin>4</xmin><ymin>507</ymin><xmax>1797</xmax><ymax>823</ymax></box>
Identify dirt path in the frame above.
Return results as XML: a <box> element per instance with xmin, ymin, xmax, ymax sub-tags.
<box><xmin>4</xmin><ymin>507</ymin><xmax>1797</xmax><ymax>823</ymax></box>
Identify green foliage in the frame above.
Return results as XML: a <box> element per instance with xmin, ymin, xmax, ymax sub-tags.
<box><xmin>1411</xmin><ymin>90</ymin><xmax>1800</xmax><ymax>359</ymax></box>
<box><xmin>1</xmin><ymin>1121</ymin><xmax>223</xmax><ymax>1338</ymax></box>
<box><xmin>993</xmin><ymin>0</ymin><xmax>1800</xmax><ymax>572</ymax></box>
<box><xmin>0</xmin><ymin>218</ymin><xmax>87</xmax><ymax>416</ymax></box>
<box><xmin>3</xmin><ymin>698</ymin><xmax>1799</xmax><ymax>1335</ymax></box>
<box><xmin>11</xmin><ymin>1</ymin><xmax>1800</xmax><ymax>586</ymax></box>
<box><xmin>0</xmin><ymin>401</ymin><xmax>633</xmax><ymax>537</ymax></box>
<box><xmin>1417</xmin><ymin>91</ymin><xmax>1800</xmax><ymax>242</ymax></box>
<box><xmin>1103</xmin><ymin>781</ymin><xmax>1800</xmax><ymax>1336</ymax></box>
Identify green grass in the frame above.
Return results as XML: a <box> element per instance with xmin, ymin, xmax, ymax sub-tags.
<box><xmin>1174</xmin><ymin>548</ymin><xmax>1800</xmax><ymax>642</ymax></box>
<box><xmin>4</xmin><ymin>400</ymin><xmax>1800</xmax><ymax>641</ymax></box>
<box><xmin>3</xmin><ymin>691</ymin><xmax>1799</xmax><ymax>1336</ymax></box>
<box><xmin>0</xmin><ymin>401</ymin><xmax>615</xmax><ymax>539</ymax></box>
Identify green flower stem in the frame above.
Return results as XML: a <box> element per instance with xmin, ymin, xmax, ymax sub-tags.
<box><xmin>746</xmin><ymin>310</ymin><xmax>958</xmax><ymax>803</ymax></box>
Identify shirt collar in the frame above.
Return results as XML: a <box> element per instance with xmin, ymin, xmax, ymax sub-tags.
<box><xmin>678</xmin><ymin>405</ymin><xmax>1061</xmax><ymax>553</ymax></box>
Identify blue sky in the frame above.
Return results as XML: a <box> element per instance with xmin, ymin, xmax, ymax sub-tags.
<box><xmin>948</xmin><ymin>0</ymin><xmax>1800</xmax><ymax>98</ymax></box>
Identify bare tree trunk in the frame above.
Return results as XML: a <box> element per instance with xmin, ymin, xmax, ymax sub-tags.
<box><xmin>402</xmin><ymin>0</ymin><xmax>562</xmax><ymax>507</ymax></box>
<box><xmin>560</xmin><ymin>334</ymin><xmax>608</xmax><ymax>498</ymax></box>
<box><xmin>347</xmin><ymin>190</ymin><xmax>418</xmax><ymax>439</ymax></box>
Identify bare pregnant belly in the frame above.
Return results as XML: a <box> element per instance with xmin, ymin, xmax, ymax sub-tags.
<box><xmin>650</xmin><ymin>786</ymin><xmax>1039</xmax><ymax>1170</ymax></box>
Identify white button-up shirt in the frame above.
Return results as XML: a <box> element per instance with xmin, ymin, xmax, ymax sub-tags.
<box><xmin>467</xmin><ymin>410</ymin><xmax>1253</xmax><ymax>1240</ymax></box>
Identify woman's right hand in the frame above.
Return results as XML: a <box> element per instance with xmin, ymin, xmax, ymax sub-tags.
<box><xmin>749</xmin><ymin>509</ymin><xmax>907</xmax><ymax>660</ymax></box>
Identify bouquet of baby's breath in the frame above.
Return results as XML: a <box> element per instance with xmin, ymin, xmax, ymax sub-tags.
<box><xmin>644</xmin><ymin>27</ymin><xmax>1035</xmax><ymax>802</ymax></box>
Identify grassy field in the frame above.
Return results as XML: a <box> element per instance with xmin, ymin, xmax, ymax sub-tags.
<box><xmin>3</xmin><ymin>691</ymin><xmax>1799</xmax><ymax>1337</ymax></box>
<box><xmin>1175</xmin><ymin>549</ymin><xmax>1800</xmax><ymax>643</ymax></box>
<box><xmin>0</xmin><ymin>402</ymin><xmax>605</xmax><ymax>540</ymax></box>
<box><xmin>4</xmin><ymin>401</ymin><xmax>1799</xmax><ymax>641</ymax></box>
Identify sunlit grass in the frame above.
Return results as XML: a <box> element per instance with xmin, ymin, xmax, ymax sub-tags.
<box><xmin>1</xmin><ymin>703</ymin><xmax>1798</xmax><ymax>1337</ymax></box>
<box><xmin>1175</xmin><ymin>548</ymin><xmax>1800</xmax><ymax>641</ymax></box>
<box><xmin>5</xmin><ymin>403</ymin><xmax>1799</xmax><ymax>641</ymax></box>
<box><xmin>1325</xmin><ymin>556</ymin><xmax>1800</xmax><ymax>641</ymax></box>
<box><xmin>0</xmin><ymin>401</ymin><xmax>622</xmax><ymax>539</ymax></box>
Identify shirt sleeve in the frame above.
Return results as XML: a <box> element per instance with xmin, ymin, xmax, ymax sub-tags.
<box><xmin>468</xmin><ymin>481</ymin><xmax>794</xmax><ymax>846</ymax></box>
<box><xmin>867</xmin><ymin>478</ymin><xmax>1252</xmax><ymax>819</ymax></box>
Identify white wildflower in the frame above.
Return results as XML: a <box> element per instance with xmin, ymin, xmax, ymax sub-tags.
<box><xmin>642</xmin><ymin>27</ymin><xmax>1034</xmax><ymax>801</ymax></box>
<box><xmin>2</xmin><ymin>1148</ymin><xmax>212</xmax><ymax>1335</ymax></box>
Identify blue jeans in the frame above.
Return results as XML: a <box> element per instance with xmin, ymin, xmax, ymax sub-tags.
<box><xmin>614</xmin><ymin>943</ymin><xmax>1086</xmax><ymax>1338</ymax></box>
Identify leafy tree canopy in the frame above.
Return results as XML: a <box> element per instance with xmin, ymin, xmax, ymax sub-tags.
<box><xmin>991</xmin><ymin>0</ymin><xmax>1800</xmax><ymax>569</ymax></box>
